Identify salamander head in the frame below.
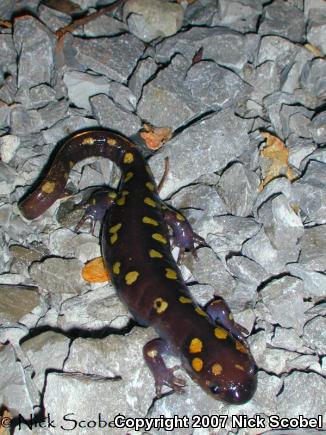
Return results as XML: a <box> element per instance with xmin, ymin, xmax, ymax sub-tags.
<box><xmin>182</xmin><ymin>330</ymin><xmax>258</xmax><ymax>404</ymax></box>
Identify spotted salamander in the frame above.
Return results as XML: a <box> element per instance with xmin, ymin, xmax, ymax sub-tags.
<box><xmin>19</xmin><ymin>129</ymin><xmax>257</xmax><ymax>404</ymax></box>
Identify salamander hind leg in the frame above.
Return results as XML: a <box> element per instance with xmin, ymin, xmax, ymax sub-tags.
<box><xmin>143</xmin><ymin>338</ymin><xmax>186</xmax><ymax>397</ymax></box>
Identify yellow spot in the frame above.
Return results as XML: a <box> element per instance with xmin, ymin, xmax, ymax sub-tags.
<box><xmin>161</xmin><ymin>204</ymin><xmax>168</xmax><ymax>210</ymax></box>
<box><xmin>212</xmin><ymin>363</ymin><xmax>223</xmax><ymax>376</ymax></box>
<box><xmin>165</xmin><ymin>268</ymin><xmax>177</xmax><ymax>280</ymax></box>
<box><xmin>147</xmin><ymin>349</ymin><xmax>158</xmax><ymax>358</ymax></box>
<box><xmin>41</xmin><ymin>181</ymin><xmax>56</xmax><ymax>194</ymax></box>
<box><xmin>146</xmin><ymin>182</ymin><xmax>155</xmax><ymax>192</ymax></box>
<box><xmin>195</xmin><ymin>307</ymin><xmax>207</xmax><ymax>317</ymax></box>
<box><xmin>189</xmin><ymin>338</ymin><xmax>203</xmax><ymax>354</ymax></box>
<box><xmin>214</xmin><ymin>327</ymin><xmax>228</xmax><ymax>340</ymax></box>
<box><xmin>117</xmin><ymin>196</ymin><xmax>126</xmax><ymax>206</ymax></box>
<box><xmin>123</xmin><ymin>152</ymin><xmax>134</xmax><ymax>164</ymax></box>
<box><xmin>235</xmin><ymin>341</ymin><xmax>248</xmax><ymax>354</ymax></box>
<box><xmin>107</xmin><ymin>138</ymin><xmax>117</xmax><ymax>145</ymax></box>
<box><xmin>152</xmin><ymin>233</ymin><xmax>167</xmax><ymax>244</ymax></box>
<box><xmin>112</xmin><ymin>262</ymin><xmax>121</xmax><ymax>275</ymax></box>
<box><xmin>144</xmin><ymin>197</ymin><xmax>157</xmax><ymax>208</ymax></box>
<box><xmin>176</xmin><ymin>212</ymin><xmax>185</xmax><ymax>221</ymax></box>
<box><xmin>192</xmin><ymin>357</ymin><xmax>203</xmax><ymax>372</ymax></box>
<box><xmin>179</xmin><ymin>296</ymin><xmax>192</xmax><ymax>304</ymax></box>
<box><xmin>235</xmin><ymin>364</ymin><xmax>245</xmax><ymax>372</ymax></box>
<box><xmin>125</xmin><ymin>271</ymin><xmax>139</xmax><ymax>285</ymax></box>
<box><xmin>121</xmin><ymin>190</ymin><xmax>129</xmax><ymax>196</ymax></box>
<box><xmin>153</xmin><ymin>297</ymin><xmax>168</xmax><ymax>314</ymax></box>
<box><xmin>149</xmin><ymin>249</ymin><xmax>163</xmax><ymax>258</ymax></box>
<box><xmin>110</xmin><ymin>233</ymin><xmax>118</xmax><ymax>245</ymax></box>
<box><xmin>143</xmin><ymin>216</ymin><xmax>159</xmax><ymax>226</ymax></box>
<box><xmin>108</xmin><ymin>192</ymin><xmax>117</xmax><ymax>199</ymax></box>
<box><xmin>82</xmin><ymin>137</ymin><xmax>95</xmax><ymax>145</ymax></box>
<box><xmin>124</xmin><ymin>172</ymin><xmax>134</xmax><ymax>183</ymax></box>
<box><xmin>228</xmin><ymin>313</ymin><xmax>233</xmax><ymax>320</ymax></box>
<box><xmin>109</xmin><ymin>223</ymin><xmax>122</xmax><ymax>234</ymax></box>
<box><xmin>69</xmin><ymin>161</ymin><xmax>74</xmax><ymax>168</ymax></box>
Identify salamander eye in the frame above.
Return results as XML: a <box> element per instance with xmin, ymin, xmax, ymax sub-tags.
<box><xmin>209</xmin><ymin>384</ymin><xmax>220</xmax><ymax>395</ymax></box>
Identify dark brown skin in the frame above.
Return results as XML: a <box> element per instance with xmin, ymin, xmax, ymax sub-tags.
<box><xmin>19</xmin><ymin>129</ymin><xmax>257</xmax><ymax>404</ymax></box>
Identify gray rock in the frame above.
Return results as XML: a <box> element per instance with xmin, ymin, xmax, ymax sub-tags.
<box><xmin>310</xmin><ymin>111</ymin><xmax>326</xmax><ymax>144</ymax></box>
<box><xmin>13</xmin><ymin>16</ymin><xmax>56</xmax><ymax>88</ymax></box>
<box><xmin>215</xmin><ymin>0</ymin><xmax>262</xmax><ymax>33</ymax></box>
<box><xmin>184</xmin><ymin>247</ymin><xmax>236</xmax><ymax>299</ymax></box>
<box><xmin>38</xmin><ymin>100</ymin><xmax>70</xmax><ymax>129</ymax></box>
<box><xmin>249</xmin><ymin>371</ymin><xmax>283</xmax><ymax>414</ymax></box>
<box><xmin>257</xmin><ymin>194</ymin><xmax>304</xmax><ymax>250</ymax></box>
<box><xmin>288</xmin><ymin>137</ymin><xmax>316</xmax><ymax>169</ymax></box>
<box><xmin>15</xmin><ymin>84</ymin><xmax>57</xmax><ymax>110</ymax></box>
<box><xmin>10</xmin><ymin>106</ymin><xmax>44</xmax><ymax>136</ymax></box>
<box><xmin>0</xmin><ymin>0</ymin><xmax>15</xmax><ymax>20</ymax></box>
<box><xmin>242</xmin><ymin>227</ymin><xmax>300</xmax><ymax>274</ymax></box>
<box><xmin>299</xmin><ymin>225</ymin><xmax>326</xmax><ymax>271</ymax></box>
<box><xmin>306</xmin><ymin>9</ymin><xmax>326</xmax><ymax>54</ymax></box>
<box><xmin>256</xmin><ymin>347</ymin><xmax>300</xmax><ymax>375</ymax></box>
<box><xmin>123</xmin><ymin>0</ymin><xmax>184</xmax><ymax>42</ymax></box>
<box><xmin>217</xmin><ymin>162</ymin><xmax>260</xmax><ymax>217</ymax></box>
<box><xmin>227</xmin><ymin>281</ymin><xmax>258</xmax><ymax>312</ymax></box>
<box><xmin>69</xmin><ymin>34</ymin><xmax>144</xmax><ymax>83</ymax></box>
<box><xmin>0</xmin><ymin>101</ymin><xmax>10</xmax><ymax>130</ymax></box>
<box><xmin>227</xmin><ymin>255</ymin><xmax>270</xmax><ymax>286</ymax></box>
<box><xmin>156</xmin><ymin>26</ymin><xmax>250</xmax><ymax>73</ymax></box>
<box><xmin>300</xmin><ymin>58</ymin><xmax>326</xmax><ymax>100</ymax></box>
<box><xmin>59</xmin><ymin>285</ymin><xmax>130</xmax><ymax>330</ymax></box>
<box><xmin>0</xmin><ymin>285</ymin><xmax>40</xmax><ymax>325</ymax></box>
<box><xmin>63</xmin><ymin>71</ymin><xmax>112</xmax><ymax>111</ymax></box>
<box><xmin>29</xmin><ymin>258</ymin><xmax>84</xmax><ymax>295</ymax></box>
<box><xmin>278</xmin><ymin>372</ymin><xmax>326</xmax><ymax>418</ymax></box>
<box><xmin>287</xmin><ymin>264</ymin><xmax>326</xmax><ymax>299</ymax></box>
<box><xmin>128</xmin><ymin>56</ymin><xmax>158</xmax><ymax>100</ymax></box>
<box><xmin>38</xmin><ymin>4</ymin><xmax>72</xmax><ymax>32</ymax></box>
<box><xmin>0</xmin><ymin>134</ymin><xmax>20</xmax><ymax>163</ymax></box>
<box><xmin>303</xmin><ymin>316</ymin><xmax>326</xmax><ymax>354</ymax></box>
<box><xmin>255</xmin><ymin>276</ymin><xmax>312</xmax><ymax>333</ymax></box>
<box><xmin>169</xmin><ymin>183</ymin><xmax>227</xmax><ymax>219</ymax></box>
<box><xmin>149</xmin><ymin>110</ymin><xmax>250</xmax><ymax>196</ymax></box>
<box><xmin>137</xmin><ymin>54</ymin><xmax>206</xmax><ymax>130</ymax></box>
<box><xmin>0</xmin><ymin>34</ymin><xmax>16</xmax><ymax>77</ymax></box>
<box><xmin>90</xmin><ymin>94</ymin><xmax>141</xmax><ymax>137</ymax></box>
<box><xmin>242</xmin><ymin>61</ymin><xmax>280</xmax><ymax>106</ymax></box>
<box><xmin>185</xmin><ymin>61</ymin><xmax>251</xmax><ymax>111</ymax></box>
<box><xmin>75</xmin><ymin>13</ymin><xmax>127</xmax><ymax>37</ymax></box>
<box><xmin>291</xmin><ymin>161</ymin><xmax>326</xmax><ymax>224</ymax></box>
<box><xmin>271</xmin><ymin>326</ymin><xmax>312</xmax><ymax>353</ymax></box>
<box><xmin>259</xmin><ymin>0</ymin><xmax>305</xmax><ymax>42</ymax></box>
<box><xmin>9</xmin><ymin>244</ymin><xmax>44</xmax><ymax>275</ymax></box>
<box><xmin>42</xmin><ymin>116</ymin><xmax>97</xmax><ymax>145</ymax></box>
<box><xmin>280</xmin><ymin>105</ymin><xmax>314</xmax><ymax>139</ymax></box>
<box><xmin>0</xmin><ymin>345</ymin><xmax>37</xmax><ymax>418</ymax></box>
<box><xmin>202</xmin><ymin>215</ymin><xmax>260</xmax><ymax>255</ymax></box>
<box><xmin>258</xmin><ymin>36</ymin><xmax>313</xmax><ymax>94</ymax></box>
<box><xmin>21</xmin><ymin>331</ymin><xmax>70</xmax><ymax>390</ymax></box>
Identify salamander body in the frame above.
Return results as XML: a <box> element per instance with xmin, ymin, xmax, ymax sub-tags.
<box><xmin>19</xmin><ymin>129</ymin><xmax>257</xmax><ymax>404</ymax></box>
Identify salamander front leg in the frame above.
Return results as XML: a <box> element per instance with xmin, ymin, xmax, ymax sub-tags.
<box><xmin>75</xmin><ymin>189</ymin><xmax>117</xmax><ymax>234</ymax></box>
<box><xmin>162</xmin><ymin>206</ymin><xmax>206</xmax><ymax>263</ymax></box>
<box><xmin>143</xmin><ymin>338</ymin><xmax>186</xmax><ymax>397</ymax></box>
<box><xmin>205</xmin><ymin>297</ymin><xmax>249</xmax><ymax>343</ymax></box>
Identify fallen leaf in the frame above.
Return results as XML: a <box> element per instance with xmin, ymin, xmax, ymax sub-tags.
<box><xmin>82</xmin><ymin>257</ymin><xmax>110</xmax><ymax>283</ymax></box>
<box><xmin>304</xmin><ymin>43</ymin><xmax>324</xmax><ymax>58</ymax></box>
<box><xmin>140</xmin><ymin>124</ymin><xmax>172</xmax><ymax>150</ymax></box>
<box><xmin>192</xmin><ymin>47</ymin><xmax>204</xmax><ymax>64</ymax></box>
<box><xmin>259</xmin><ymin>132</ymin><xmax>296</xmax><ymax>191</ymax></box>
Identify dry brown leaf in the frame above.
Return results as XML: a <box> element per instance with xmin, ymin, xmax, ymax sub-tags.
<box><xmin>82</xmin><ymin>257</ymin><xmax>110</xmax><ymax>283</ymax></box>
<box><xmin>259</xmin><ymin>132</ymin><xmax>296</xmax><ymax>191</ymax></box>
<box><xmin>304</xmin><ymin>43</ymin><xmax>324</xmax><ymax>58</ymax></box>
<box><xmin>0</xmin><ymin>408</ymin><xmax>12</xmax><ymax>435</ymax></box>
<box><xmin>140</xmin><ymin>124</ymin><xmax>172</xmax><ymax>150</ymax></box>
